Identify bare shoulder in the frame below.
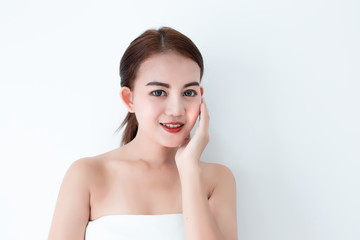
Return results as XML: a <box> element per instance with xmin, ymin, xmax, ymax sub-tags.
<box><xmin>69</xmin><ymin>148</ymin><xmax>123</xmax><ymax>176</ymax></box>
<box><xmin>68</xmin><ymin>148</ymin><xmax>130</xmax><ymax>190</ymax></box>
<box><xmin>49</xmin><ymin>148</ymin><xmax>128</xmax><ymax>239</ymax></box>
<box><xmin>69</xmin><ymin>156</ymin><xmax>98</xmax><ymax>171</ymax></box>
<box><xmin>204</xmin><ymin>162</ymin><xmax>238</xmax><ymax>239</ymax></box>
<box><xmin>48</xmin><ymin>157</ymin><xmax>101</xmax><ymax>239</ymax></box>
<box><xmin>200</xmin><ymin>161</ymin><xmax>235</xmax><ymax>180</ymax></box>
<box><xmin>199</xmin><ymin>161</ymin><xmax>236</xmax><ymax>197</ymax></box>
<box><xmin>66</xmin><ymin>157</ymin><xmax>103</xmax><ymax>182</ymax></box>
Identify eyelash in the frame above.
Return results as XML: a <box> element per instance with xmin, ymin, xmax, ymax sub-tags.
<box><xmin>151</xmin><ymin>89</ymin><xmax>198</xmax><ymax>97</ymax></box>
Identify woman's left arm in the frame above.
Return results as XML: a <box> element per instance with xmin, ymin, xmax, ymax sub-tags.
<box><xmin>175</xmin><ymin>98</ymin><xmax>238</xmax><ymax>240</ymax></box>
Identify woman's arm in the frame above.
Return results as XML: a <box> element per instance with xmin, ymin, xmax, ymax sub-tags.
<box><xmin>48</xmin><ymin>158</ymin><xmax>91</xmax><ymax>240</ymax></box>
<box><xmin>208</xmin><ymin>163</ymin><xmax>238</xmax><ymax>240</ymax></box>
<box><xmin>178</xmin><ymin>163</ymin><xmax>238</xmax><ymax>240</ymax></box>
<box><xmin>175</xmin><ymin>98</ymin><xmax>238</xmax><ymax>240</ymax></box>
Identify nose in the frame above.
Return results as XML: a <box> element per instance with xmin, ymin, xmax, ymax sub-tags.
<box><xmin>165</xmin><ymin>95</ymin><xmax>185</xmax><ymax>117</ymax></box>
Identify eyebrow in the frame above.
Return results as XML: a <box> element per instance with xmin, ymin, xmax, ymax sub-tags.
<box><xmin>145</xmin><ymin>81</ymin><xmax>200</xmax><ymax>88</ymax></box>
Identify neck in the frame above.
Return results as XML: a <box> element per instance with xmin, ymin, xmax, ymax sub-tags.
<box><xmin>124</xmin><ymin>131</ymin><xmax>179</xmax><ymax>169</ymax></box>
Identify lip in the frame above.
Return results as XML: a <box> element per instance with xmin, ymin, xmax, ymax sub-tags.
<box><xmin>160</xmin><ymin>122</ymin><xmax>184</xmax><ymax>133</ymax></box>
<box><xmin>162</xmin><ymin>122</ymin><xmax>184</xmax><ymax>125</ymax></box>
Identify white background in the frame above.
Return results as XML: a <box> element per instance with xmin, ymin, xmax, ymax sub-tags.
<box><xmin>0</xmin><ymin>0</ymin><xmax>359</xmax><ymax>239</ymax></box>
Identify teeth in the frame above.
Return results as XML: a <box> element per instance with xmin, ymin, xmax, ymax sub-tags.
<box><xmin>162</xmin><ymin>123</ymin><xmax>182</xmax><ymax>128</ymax></box>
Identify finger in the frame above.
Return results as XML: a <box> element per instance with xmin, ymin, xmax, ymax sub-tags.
<box><xmin>198</xmin><ymin>99</ymin><xmax>209</xmax><ymax>132</ymax></box>
<box><xmin>198</xmin><ymin>97</ymin><xmax>205</xmax><ymax>119</ymax></box>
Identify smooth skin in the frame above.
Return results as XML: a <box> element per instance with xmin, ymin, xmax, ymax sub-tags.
<box><xmin>48</xmin><ymin>51</ymin><xmax>237</xmax><ymax>240</ymax></box>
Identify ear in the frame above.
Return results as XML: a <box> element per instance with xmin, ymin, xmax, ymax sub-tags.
<box><xmin>200</xmin><ymin>86</ymin><xmax>204</xmax><ymax>96</ymax></box>
<box><xmin>120</xmin><ymin>87</ymin><xmax>135</xmax><ymax>113</ymax></box>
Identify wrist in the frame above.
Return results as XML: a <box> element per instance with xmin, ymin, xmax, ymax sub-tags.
<box><xmin>176</xmin><ymin>160</ymin><xmax>201</xmax><ymax>174</ymax></box>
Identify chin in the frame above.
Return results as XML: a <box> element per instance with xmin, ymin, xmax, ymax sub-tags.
<box><xmin>159</xmin><ymin>139</ymin><xmax>183</xmax><ymax>148</ymax></box>
<box><xmin>158</xmin><ymin>134</ymin><xmax>189</xmax><ymax>148</ymax></box>
<box><xmin>156</xmin><ymin>124</ymin><xmax>194</xmax><ymax>148</ymax></box>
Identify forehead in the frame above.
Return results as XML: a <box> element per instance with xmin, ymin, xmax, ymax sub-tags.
<box><xmin>135</xmin><ymin>52</ymin><xmax>201</xmax><ymax>86</ymax></box>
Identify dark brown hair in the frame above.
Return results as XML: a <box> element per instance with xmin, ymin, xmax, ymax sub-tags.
<box><xmin>116</xmin><ymin>26</ymin><xmax>204</xmax><ymax>146</ymax></box>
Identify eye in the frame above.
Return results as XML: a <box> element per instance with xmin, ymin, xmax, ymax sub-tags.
<box><xmin>151</xmin><ymin>90</ymin><xmax>166</xmax><ymax>97</ymax></box>
<box><xmin>183</xmin><ymin>90</ymin><xmax>197</xmax><ymax>97</ymax></box>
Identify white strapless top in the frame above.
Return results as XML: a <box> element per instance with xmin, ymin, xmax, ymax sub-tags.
<box><xmin>85</xmin><ymin>213</ymin><xmax>185</xmax><ymax>240</ymax></box>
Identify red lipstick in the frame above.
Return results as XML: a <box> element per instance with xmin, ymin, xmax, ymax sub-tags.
<box><xmin>160</xmin><ymin>122</ymin><xmax>184</xmax><ymax>133</ymax></box>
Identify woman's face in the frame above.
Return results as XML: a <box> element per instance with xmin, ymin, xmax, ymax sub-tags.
<box><xmin>130</xmin><ymin>51</ymin><xmax>203</xmax><ymax>148</ymax></box>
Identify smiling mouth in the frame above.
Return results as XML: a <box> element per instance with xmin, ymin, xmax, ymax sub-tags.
<box><xmin>160</xmin><ymin>123</ymin><xmax>184</xmax><ymax>128</ymax></box>
<box><xmin>160</xmin><ymin>122</ymin><xmax>185</xmax><ymax>133</ymax></box>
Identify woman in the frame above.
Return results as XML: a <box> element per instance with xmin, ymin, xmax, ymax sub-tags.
<box><xmin>48</xmin><ymin>27</ymin><xmax>238</xmax><ymax>240</ymax></box>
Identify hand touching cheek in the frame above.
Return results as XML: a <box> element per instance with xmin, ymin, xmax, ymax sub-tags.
<box><xmin>175</xmin><ymin>98</ymin><xmax>210</xmax><ymax>169</ymax></box>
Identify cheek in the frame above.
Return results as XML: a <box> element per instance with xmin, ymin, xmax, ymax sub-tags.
<box><xmin>135</xmin><ymin>95</ymin><xmax>158</xmax><ymax>113</ymax></box>
<box><xmin>139</xmin><ymin>105</ymin><xmax>160</xmax><ymax>125</ymax></box>
<box><xmin>187</xmin><ymin>103</ymin><xmax>201</xmax><ymax>128</ymax></box>
<box><xmin>133</xmin><ymin>97</ymin><xmax>160</xmax><ymax>124</ymax></box>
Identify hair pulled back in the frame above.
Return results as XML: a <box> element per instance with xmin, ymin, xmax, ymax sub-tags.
<box><xmin>116</xmin><ymin>26</ymin><xmax>204</xmax><ymax>146</ymax></box>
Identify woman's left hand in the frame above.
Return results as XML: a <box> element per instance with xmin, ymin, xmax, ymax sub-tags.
<box><xmin>175</xmin><ymin>98</ymin><xmax>210</xmax><ymax>169</ymax></box>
